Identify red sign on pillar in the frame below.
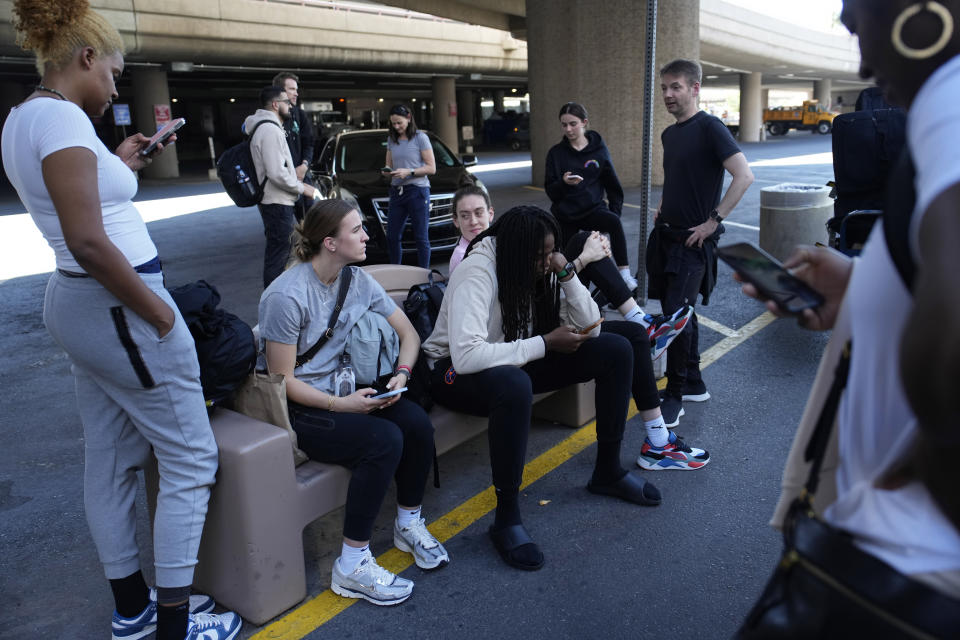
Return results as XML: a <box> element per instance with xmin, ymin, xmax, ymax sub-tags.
<box><xmin>448</xmin><ymin>102</ymin><xmax>457</xmax><ymax>117</ymax></box>
<box><xmin>153</xmin><ymin>104</ymin><xmax>172</xmax><ymax>131</ymax></box>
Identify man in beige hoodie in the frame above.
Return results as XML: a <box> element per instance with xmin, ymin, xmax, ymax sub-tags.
<box><xmin>244</xmin><ymin>86</ymin><xmax>317</xmax><ymax>287</ymax></box>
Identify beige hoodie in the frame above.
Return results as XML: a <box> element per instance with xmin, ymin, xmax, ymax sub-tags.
<box><xmin>422</xmin><ymin>236</ymin><xmax>602</xmax><ymax>374</ymax></box>
<box><xmin>242</xmin><ymin>109</ymin><xmax>303</xmax><ymax>206</ymax></box>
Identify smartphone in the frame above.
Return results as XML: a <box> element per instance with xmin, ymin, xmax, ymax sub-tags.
<box><xmin>371</xmin><ymin>387</ymin><xmax>407</xmax><ymax>400</ymax></box>
<box><xmin>380</xmin><ymin>166</ymin><xmax>393</xmax><ymax>173</ymax></box>
<box><xmin>578</xmin><ymin>318</ymin><xmax>603</xmax><ymax>335</ymax></box>
<box><xmin>716</xmin><ymin>242</ymin><xmax>824</xmax><ymax>314</ymax></box>
<box><xmin>568</xmin><ymin>174</ymin><xmax>583</xmax><ymax>181</ymax></box>
<box><xmin>141</xmin><ymin>118</ymin><xmax>185</xmax><ymax>156</ymax></box>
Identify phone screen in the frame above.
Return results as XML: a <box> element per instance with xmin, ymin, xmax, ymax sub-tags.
<box><xmin>141</xmin><ymin>118</ymin><xmax>185</xmax><ymax>155</ymax></box>
<box><xmin>716</xmin><ymin>243</ymin><xmax>824</xmax><ymax>314</ymax></box>
<box><xmin>371</xmin><ymin>387</ymin><xmax>407</xmax><ymax>400</ymax></box>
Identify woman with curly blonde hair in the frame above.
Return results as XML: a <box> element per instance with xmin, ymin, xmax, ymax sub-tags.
<box><xmin>1</xmin><ymin>1</ymin><xmax>239</xmax><ymax>638</ymax></box>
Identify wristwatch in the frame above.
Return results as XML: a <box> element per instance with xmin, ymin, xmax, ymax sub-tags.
<box><xmin>709</xmin><ymin>209</ymin><xmax>723</xmax><ymax>223</ymax></box>
<box><xmin>409</xmin><ymin>168</ymin><xmax>416</xmax><ymax>178</ymax></box>
<box><xmin>557</xmin><ymin>261</ymin><xmax>577</xmax><ymax>280</ymax></box>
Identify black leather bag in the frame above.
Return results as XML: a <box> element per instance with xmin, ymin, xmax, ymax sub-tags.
<box><xmin>735</xmin><ymin>345</ymin><xmax>960</xmax><ymax>640</ymax></box>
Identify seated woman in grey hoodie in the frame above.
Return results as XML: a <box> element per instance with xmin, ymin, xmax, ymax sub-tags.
<box><xmin>423</xmin><ymin>205</ymin><xmax>660</xmax><ymax>572</ymax></box>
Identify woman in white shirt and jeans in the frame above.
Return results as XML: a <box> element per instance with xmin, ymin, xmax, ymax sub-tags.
<box><xmin>2</xmin><ymin>1</ymin><xmax>239</xmax><ymax>638</ymax></box>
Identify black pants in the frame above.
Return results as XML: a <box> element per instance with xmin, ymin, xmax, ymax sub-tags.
<box><xmin>660</xmin><ymin>242</ymin><xmax>706</xmax><ymax>395</ymax></box>
<box><xmin>429</xmin><ymin>332</ymin><xmax>632</xmax><ymax>492</ymax></box>
<box><xmin>557</xmin><ymin>205</ymin><xmax>629</xmax><ymax>267</ymax></box>
<box><xmin>257</xmin><ymin>202</ymin><xmax>296</xmax><ymax>289</ymax></box>
<box><xmin>563</xmin><ymin>233</ymin><xmax>658</xmax><ymax>412</ymax></box>
<box><xmin>288</xmin><ymin>397</ymin><xmax>434</xmax><ymax>541</ymax></box>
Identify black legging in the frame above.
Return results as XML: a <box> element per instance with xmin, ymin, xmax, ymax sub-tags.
<box><xmin>429</xmin><ymin>332</ymin><xmax>632</xmax><ymax>492</ymax></box>
<box><xmin>563</xmin><ymin>232</ymin><xmax>659</xmax><ymax>412</ymax></box>
<box><xmin>288</xmin><ymin>397</ymin><xmax>434</xmax><ymax>541</ymax></box>
<box><xmin>557</xmin><ymin>205</ymin><xmax>629</xmax><ymax>267</ymax></box>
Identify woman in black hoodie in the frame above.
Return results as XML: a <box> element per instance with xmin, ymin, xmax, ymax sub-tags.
<box><xmin>545</xmin><ymin>102</ymin><xmax>634</xmax><ymax>290</ymax></box>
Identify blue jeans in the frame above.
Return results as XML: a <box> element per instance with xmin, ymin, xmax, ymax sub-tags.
<box><xmin>257</xmin><ymin>202</ymin><xmax>296</xmax><ymax>288</ymax></box>
<box><xmin>386</xmin><ymin>185</ymin><xmax>431</xmax><ymax>267</ymax></box>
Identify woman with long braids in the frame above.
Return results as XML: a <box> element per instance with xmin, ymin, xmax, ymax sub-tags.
<box><xmin>1</xmin><ymin>1</ymin><xmax>239</xmax><ymax>638</ymax></box>
<box><xmin>423</xmin><ymin>205</ymin><xmax>662</xmax><ymax>572</ymax></box>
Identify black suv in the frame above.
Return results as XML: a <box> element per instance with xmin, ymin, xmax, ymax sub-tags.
<box><xmin>313</xmin><ymin>129</ymin><xmax>484</xmax><ymax>262</ymax></box>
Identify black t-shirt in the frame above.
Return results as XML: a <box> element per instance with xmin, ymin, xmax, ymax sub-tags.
<box><xmin>660</xmin><ymin>111</ymin><xmax>740</xmax><ymax>228</ymax></box>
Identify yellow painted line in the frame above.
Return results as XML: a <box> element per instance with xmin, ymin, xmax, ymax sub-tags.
<box><xmin>524</xmin><ymin>185</ymin><xmax>544</xmax><ymax>192</ymax></box>
<box><xmin>697</xmin><ymin>314</ymin><xmax>739</xmax><ymax>338</ymax></box>
<box><xmin>251</xmin><ymin>310</ymin><xmax>777</xmax><ymax>640</ymax></box>
<box><xmin>622</xmin><ymin>202</ymin><xmax>643</xmax><ymax>210</ymax></box>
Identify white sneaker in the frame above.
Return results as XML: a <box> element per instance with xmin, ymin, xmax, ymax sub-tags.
<box><xmin>394</xmin><ymin>517</ymin><xmax>450</xmax><ymax>570</ymax></box>
<box><xmin>331</xmin><ymin>550</ymin><xmax>413</xmax><ymax>606</ymax></box>
<box><xmin>184</xmin><ymin>612</ymin><xmax>241</xmax><ymax>640</ymax></box>
<box><xmin>620</xmin><ymin>270</ymin><xmax>639</xmax><ymax>292</ymax></box>
<box><xmin>111</xmin><ymin>590</ymin><xmax>217</xmax><ymax>640</ymax></box>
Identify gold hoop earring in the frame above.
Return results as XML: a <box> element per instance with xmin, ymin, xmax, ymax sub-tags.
<box><xmin>892</xmin><ymin>1</ymin><xmax>954</xmax><ymax>60</ymax></box>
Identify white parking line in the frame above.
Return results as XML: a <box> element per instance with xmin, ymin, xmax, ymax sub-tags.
<box><xmin>467</xmin><ymin>160</ymin><xmax>532</xmax><ymax>174</ymax></box>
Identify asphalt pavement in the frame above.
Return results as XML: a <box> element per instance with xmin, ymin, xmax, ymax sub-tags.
<box><xmin>0</xmin><ymin>130</ymin><xmax>834</xmax><ymax>639</ymax></box>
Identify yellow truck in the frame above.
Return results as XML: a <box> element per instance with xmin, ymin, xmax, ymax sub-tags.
<box><xmin>763</xmin><ymin>100</ymin><xmax>837</xmax><ymax>136</ymax></box>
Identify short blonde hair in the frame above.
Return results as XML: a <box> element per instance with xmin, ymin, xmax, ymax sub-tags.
<box><xmin>13</xmin><ymin>0</ymin><xmax>124</xmax><ymax>75</ymax></box>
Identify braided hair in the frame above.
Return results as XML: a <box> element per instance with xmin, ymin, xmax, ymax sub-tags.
<box><xmin>467</xmin><ymin>205</ymin><xmax>561</xmax><ymax>342</ymax></box>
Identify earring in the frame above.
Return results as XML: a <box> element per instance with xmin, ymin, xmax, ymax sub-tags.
<box><xmin>892</xmin><ymin>1</ymin><xmax>954</xmax><ymax>60</ymax></box>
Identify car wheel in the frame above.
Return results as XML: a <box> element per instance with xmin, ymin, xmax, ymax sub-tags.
<box><xmin>768</xmin><ymin>122</ymin><xmax>785</xmax><ymax>136</ymax></box>
<box><xmin>818</xmin><ymin>121</ymin><xmax>832</xmax><ymax>135</ymax></box>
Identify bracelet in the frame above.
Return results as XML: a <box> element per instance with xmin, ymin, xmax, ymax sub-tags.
<box><xmin>396</xmin><ymin>365</ymin><xmax>412</xmax><ymax>378</ymax></box>
<box><xmin>327</xmin><ymin>395</ymin><xmax>336</xmax><ymax>411</ymax></box>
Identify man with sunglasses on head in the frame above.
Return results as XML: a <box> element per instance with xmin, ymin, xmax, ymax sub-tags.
<box><xmin>245</xmin><ymin>86</ymin><xmax>318</xmax><ymax>288</ymax></box>
<box><xmin>274</xmin><ymin>72</ymin><xmax>316</xmax><ymax>222</ymax></box>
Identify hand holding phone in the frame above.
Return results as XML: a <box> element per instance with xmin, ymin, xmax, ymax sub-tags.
<box><xmin>371</xmin><ymin>387</ymin><xmax>407</xmax><ymax>400</ymax></box>
<box><xmin>380</xmin><ymin>166</ymin><xmax>393</xmax><ymax>174</ymax></box>
<box><xmin>141</xmin><ymin>118</ymin><xmax>185</xmax><ymax>156</ymax></box>
<box><xmin>717</xmin><ymin>242</ymin><xmax>824</xmax><ymax>315</ymax></box>
<box><xmin>578</xmin><ymin>318</ymin><xmax>603</xmax><ymax>334</ymax></box>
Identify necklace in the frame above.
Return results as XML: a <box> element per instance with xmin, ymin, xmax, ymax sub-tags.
<box><xmin>36</xmin><ymin>84</ymin><xmax>67</xmax><ymax>101</ymax></box>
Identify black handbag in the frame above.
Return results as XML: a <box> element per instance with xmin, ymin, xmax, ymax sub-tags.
<box><xmin>735</xmin><ymin>343</ymin><xmax>960</xmax><ymax>639</ymax></box>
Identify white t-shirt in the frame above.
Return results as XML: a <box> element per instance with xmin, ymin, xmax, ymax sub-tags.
<box><xmin>824</xmin><ymin>54</ymin><xmax>960</xmax><ymax>576</ymax></box>
<box><xmin>1</xmin><ymin>98</ymin><xmax>157</xmax><ymax>272</ymax></box>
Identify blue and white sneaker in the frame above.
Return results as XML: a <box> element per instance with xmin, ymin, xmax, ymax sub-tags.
<box><xmin>111</xmin><ymin>589</ymin><xmax>216</xmax><ymax>640</ymax></box>
<box><xmin>646</xmin><ymin>305</ymin><xmax>694</xmax><ymax>361</ymax></box>
<box><xmin>185</xmin><ymin>612</ymin><xmax>242</xmax><ymax>640</ymax></box>
<box><xmin>637</xmin><ymin>431</ymin><xmax>710</xmax><ymax>471</ymax></box>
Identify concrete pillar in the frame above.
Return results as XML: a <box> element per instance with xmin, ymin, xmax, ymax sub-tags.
<box><xmin>814</xmin><ymin>78</ymin><xmax>832</xmax><ymax>108</ymax></box>
<box><xmin>131</xmin><ymin>68</ymin><xmax>179</xmax><ymax>179</ymax></box>
<box><xmin>431</xmin><ymin>76</ymin><xmax>458</xmax><ymax>152</ymax></box>
<box><xmin>457</xmin><ymin>88</ymin><xmax>476</xmax><ymax>150</ymax></box>
<box><xmin>528</xmin><ymin>0</ymin><xmax>698</xmax><ymax>188</ymax></box>
<box><xmin>492</xmin><ymin>89</ymin><xmax>505</xmax><ymax>114</ymax></box>
<box><xmin>761</xmin><ymin>88</ymin><xmax>770</xmax><ymax>109</ymax></box>
<box><xmin>739</xmin><ymin>71</ymin><xmax>762</xmax><ymax>143</ymax></box>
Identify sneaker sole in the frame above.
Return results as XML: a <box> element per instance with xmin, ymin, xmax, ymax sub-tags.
<box><xmin>331</xmin><ymin>581</ymin><xmax>412</xmax><ymax>606</ymax></box>
<box><xmin>681</xmin><ymin>391</ymin><xmax>711</xmax><ymax>402</ymax></box>
<box><xmin>112</xmin><ymin>625</ymin><xmax>156</xmax><ymax>640</ymax></box>
<box><xmin>637</xmin><ymin>455</ymin><xmax>710</xmax><ymax>471</ymax></box>
<box><xmin>394</xmin><ymin>533</ymin><xmax>450</xmax><ymax>570</ymax></box>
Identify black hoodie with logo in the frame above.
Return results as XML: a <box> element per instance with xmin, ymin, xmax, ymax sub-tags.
<box><xmin>544</xmin><ymin>130</ymin><xmax>624</xmax><ymax>221</ymax></box>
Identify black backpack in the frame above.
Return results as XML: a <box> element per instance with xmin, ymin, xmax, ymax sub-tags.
<box><xmin>167</xmin><ymin>280</ymin><xmax>257</xmax><ymax>407</ymax></box>
<box><xmin>402</xmin><ymin>270</ymin><xmax>447</xmax><ymax>411</ymax></box>
<box><xmin>216</xmin><ymin>120</ymin><xmax>281</xmax><ymax>207</ymax></box>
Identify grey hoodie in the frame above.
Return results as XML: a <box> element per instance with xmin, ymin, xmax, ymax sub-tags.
<box><xmin>422</xmin><ymin>236</ymin><xmax>601</xmax><ymax>374</ymax></box>
<box><xmin>243</xmin><ymin>109</ymin><xmax>303</xmax><ymax>206</ymax></box>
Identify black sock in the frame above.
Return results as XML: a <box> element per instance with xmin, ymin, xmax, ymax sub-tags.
<box><xmin>592</xmin><ymin>440</ymin><xmax>627</xmax><ymax>485</ymax></box>
<box><xmin>109</xmin><ymin>571</ymin><xmax>150</xmax><ymax>618</ymax></box>
<box><xmin>493</xmin><ymin>487</ymin><xmax>521</xmax><ymax>529</ymax></box>
<box><xmin>156</xmin><ymin>601</ymin><xmax>189</xmax><ymax>640</ymax></box>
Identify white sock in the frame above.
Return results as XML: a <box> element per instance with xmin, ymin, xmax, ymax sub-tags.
<box><xmin>644</xmin><ymin>416</ymin><xmax>669</xmax><ymax>447</ymax></box>
<box><xmin>623</xmin><ymin>305</ymin><xmax>649</xmax><ymax>327</ymax></box>
<box><xmin>339</xmin><ymin>543</ymin><xmax>369</xmax><ymax>574</ymax></box>
<box><xmin>397</xmin><ymin>505</ymin><xmax>421</xmax><ymax>529</ymax></box>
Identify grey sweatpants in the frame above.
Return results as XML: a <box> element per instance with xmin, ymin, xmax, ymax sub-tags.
<box><xmin>43</xmin><ymin>271</ymin><xmax>218</xmax><ymax>588</ymax></box>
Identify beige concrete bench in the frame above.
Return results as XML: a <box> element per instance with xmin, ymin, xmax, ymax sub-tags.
<box><xmin>186</xmin><ymin>264</ymin><xmax>597</xmax><ymax>624</ymax></box>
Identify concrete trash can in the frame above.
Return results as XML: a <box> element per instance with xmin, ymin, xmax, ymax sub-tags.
<box><xmin>759</xmin><ymin>183</ymin><xmax>833</xmax><ymax>262</ymax></box>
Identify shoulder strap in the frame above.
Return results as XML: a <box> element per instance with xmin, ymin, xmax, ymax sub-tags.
<box><xmin>883</xmin><ymin>149</ymin><xmax>918</xmax><ymax>292</ymax></box>
<box><xmin>802</xmin><ymin>341</ymin><xmax>852</xmax><ymax>498</ymax></box>
<box><xmin>295</xmin><ymin>266</ymin><xmax>353</xmax><ymax>368</ymax></box>
<box><xmin>247</xmin><ymin>119</ymin><xmax>283</xmax><ymax>190</ymax></box>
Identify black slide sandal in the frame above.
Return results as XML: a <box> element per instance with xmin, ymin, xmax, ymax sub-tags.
<box><xmin>488</xmin><ymin>524</ymin><xmax>545</xmax><ymax>571</ymax></box>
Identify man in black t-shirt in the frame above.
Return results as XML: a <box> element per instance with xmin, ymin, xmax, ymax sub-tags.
<box><xmin>649</xmin><ymin>59</ymin><xmax>754</xmax><ymax>426</ymax></box>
